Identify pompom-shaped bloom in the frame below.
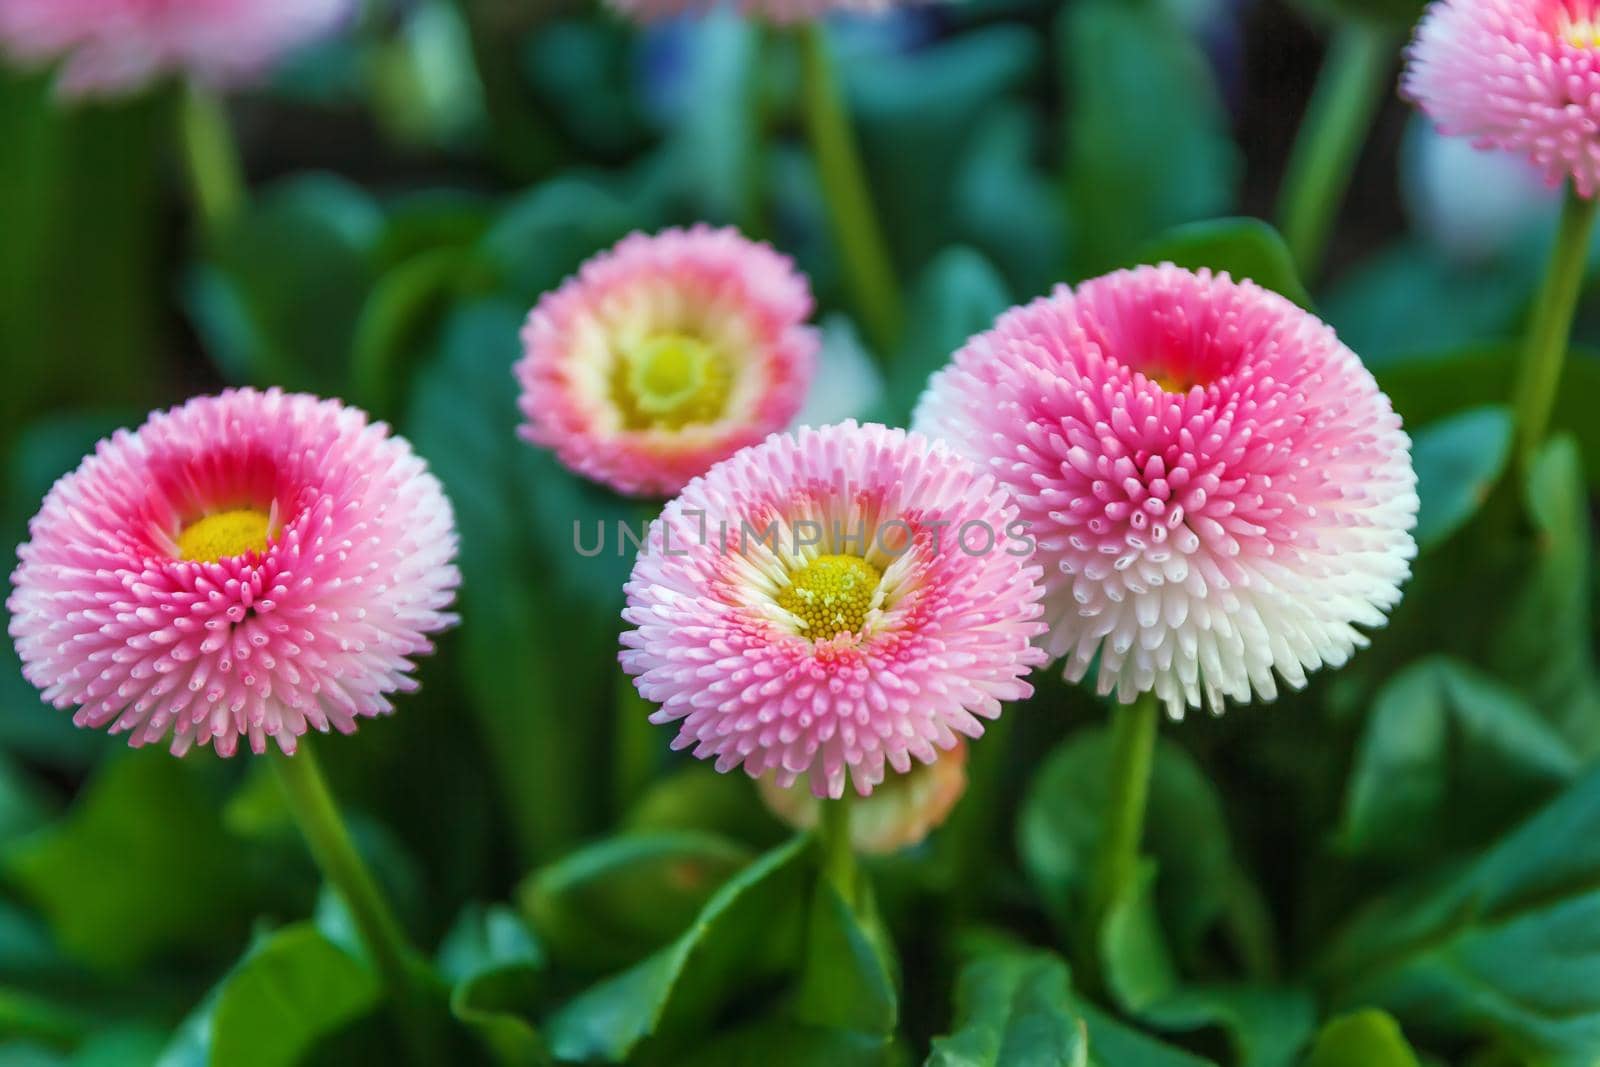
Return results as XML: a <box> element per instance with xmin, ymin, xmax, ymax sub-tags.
<box><xmin>606</xmin><ymin>0</ymin><xmax>897</xmax><ymax>24</ymax></box>
<box><xmin>758</xmin><ymin>739</ymin><xmax>968</xmax><ymax>853</ymax></box>
<box><xmin>914</xmin><ymin>266</ymin><xmax>1418</xmax><ymax>718</ymax></box>
<box><xmin>7</xmin><ymin>389</ymin><xmax>460</xmax><ymax>757</ymax></box>
<box><xmin>0</xmin><ymin>0</ymin><xmax>353</xmax><ymax>98</ymax></box>
<box><xmin>620</xmin><ymin>422</ymin><xmax>1047</xmax><ymax>798</ymax></box>
<box><xmin>516</xmin><ymin>227</ymin><xmax>818</xmax><ymax>498</ymax></box>
<box><xmin>1403</xmin><ymin>0</ymin><xmax>1600</xmax><ymax>197</ymax></box>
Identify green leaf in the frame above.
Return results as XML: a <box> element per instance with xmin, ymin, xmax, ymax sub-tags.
<box><xmin>1142</xmin><ymin>986</ymin><xmax>1317</xmax><ymax>1067</ymax></box>
<box><xmin>1339</xmin><ymin>658</ymin><xmax>1579</xmax><ymax>858</ymax></box>
<box><xmin>519</xmin><ymin>832</ymin><xmax>752</xmax><ymax>973</ymax></box>
<box><xmin>1134</xmin><ymin>218</ymin><xmax>1313</xmax><ymax>308</ymax></box>
<box><xmin>4</xmin><ymin>754</ymin><xmax>269</xmax><ymax>970</ymax></box>
<box><xmin>185</xmin><ymin>174</ymin><xmax>382</xmax><ymax>392</ymax></box>
<box><xmin>160</xmin><ymin>923</ymin><xmax>382</xmax><ymax>1067</ymax></box>
<box><xmin>1302</xmin><ymin>1011</ymin><xmax>1420</xmax><ymax>1067</ymax></box>
<box><xmin>1062</xmin><ymin>0</ymin><xmax>1240</xmax><ymax>276</ymax></box>
<box><xmin>624</xmin><ymin>766</ymin><xmax>788</xmax><ymax>850</ymax></box>
<box><xmin>1100</xmin><ymin>861</ymin><xmax>1179</xmax><ymax>1012</ymax></box>
<box><xmin>883</xmin><ymin>248</ymin><xmax>1012</xmax><ymax>426</ymax></box>
<box><xmin>1410</xmin><ymin>407</ymin><xmax>1513</xmax><ymax>552</ymax></box>
<box><xmin>659</xmin><ymin>11</ymin><xmax>762</xmax><ymax>226</ymax></box>
<box><xmin>479</xmin><ymin>175</ymin><xmax>651</xmax><ymax>306</ymax></box>
<box><xmin>927</xmin><ymin>949</ymin><xmax>1088</xmax><ymax>1067</ymax></box>
<box><xmin>794</xmin><ymin>882</ymin><xmax>898</xmax><ymax>1040</ymax></box>
<box><xmin>1020</xmin><ymin>730</ymin><xmax>1238</xmax><ymax>961</ymax></box>
<box><xmin>952</xmin><ymin>105</ymin><xmax>1070</xmax><ymax>298</ymax></box>
<box><xmin>439</xmin><ymin>906</ymin><xmax>550</xmax><ymax>1067</ymax></box>
<box><xmin>686</xmin><ymin>1020</ymin><xmax>903</xmax><ymax>1067</ymax></box>
<box><xmin>543</xmin><ymin>837</ymin><xmax>813</xmax><ymax>1063</ymax></box>
<box><xmin>1324</xmin><ymin>769</ymin><xmax>1600</xmax><ymax>1064</ymax></box>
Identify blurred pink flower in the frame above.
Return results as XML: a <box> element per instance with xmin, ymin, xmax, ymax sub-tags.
<box><xmin>758</xmin><ymin>738</ymin><xmax>968</xmax><ymax>852</ymax></box>
<box><xmin>7</xmin><ymin>389</ymin><xmax>460</xmax><ymax>757</ymax></box>
<box><xmin>516</xmin><ymin>226</ymin><xmax>818</xmax><ymax>498</ymax></box>
<box><xmin>915</xmin><ymin>265</ymin><xmax>1418</xmax><ymax>718</ymax></box>
<box><xmin>0</xmin><ymin>0</ymin><xmax>353</xmax><ymax>97</ymax></box>
<box><xmin>1404</xmin><ymin>0</ymin><xmax>1600</xmax><ymax>196</ymax></box>
<box><xmin>620</xmin><ymin>422</ymin><xmax>1047</xmax><ymax>799</ymax></box>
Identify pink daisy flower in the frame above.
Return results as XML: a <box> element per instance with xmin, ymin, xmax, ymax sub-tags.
<box><xmin>1404</xmin><ymin>0</ymin><xmax>1600</xmax><ymax>197</ymax></box>
<box><xmin>604</xmin><ymin>0</ymin><xmax>898</xmax><ymax>23</ymax></box>
<box><xmin>0</xmin><ymin>0</ymin><xmax>354</xmax><ymax>98</ymax></box>
<box><xmin>515</xmin><ymin>226</ymin><xmax>818</xmax><ymax>499</ymax></box>
<box><xmin>758</xmin><ymin>739</ymin><xmax>968</xmax><ymax>853</ymax></box>
<box><xmin>914</xmin><ymin>265</ymin><xmax>1418</xmax><ymax>718</ymax></box>
<box><xmin>7</xmin><ymin>389</ymin><xmax>460</xmax><ymax>757</ymax></box>
<box><xmin>620</xmin><ymin>422</ymin><xmax>1048</xmax><ymax>799</ymax></box>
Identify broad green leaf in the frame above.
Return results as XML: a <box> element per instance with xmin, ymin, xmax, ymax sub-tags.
<box><xmin>883</xmin><ymin>248</ymin><xmax>1012</xmax><ymax>426</ymax></box>
<box><xmin>0</xmin><ymin>987</ymin><xmax>89</xmax><ymax>1047</ymax></box>
<box><xmin>1410</xmin><ymin>407</ymin><xmax>1513</xmax><ymax>551</ymax></box>
<box><xmin>4</xmin><ymin>754</ymin><xmax>268</xmax><ymax>970</ymax></box>
<box><xmin>927</xmin><ymin>948</ymin><xmax>1088</xmax><ymax>1067</ymax></box>
<box><xmin>439</xmin><ymin>906</ymin><xmax>550</xmax><ymax>1067</ymax></box>
<box><xmin>1101</xmin><ymin>862</ymin><xmax>1179</xmax><ymax>1012</ymax></box>
<box><xmin>686</xmin><ymin>1020</ymin><xmax>903</xmax><ymax>1067</ymax></box>
<box><xmin>519</xmin><ymin>832</ymin><xmax>752</xmax><ymax>972</ymax></box>
<box><xmin>1080</xmin><ymin>1002</ymin><xmax>1219</xmax><ymax>1067</ymax></box>
<box><xmin>624</xmin><ymin>766</ymin><xmax>789</xmax><ymax>850</ymax></box>
<box><xmin>1020</xmin><ymin>730</ymin><xmax>1238</xmax><ymax>961</ymax></box>
<box><xmin>1324</xmin><ymin>769</ymin><xmax>1600</xmax><ymax>1064</ymax></box>
<box><xmin>659</xmin><ymin>11</ymin><xmax>762</xmax><ymax>227</ymax></box>
<box><xmin>1302</xmin><ymin>1010</ymin><xmax>1420</xmax><ymax>1067</ymax></box>
<box><xmin>1062</xmin><ymin>0</ymin><xmax>1240</xmax><ymax>276</ymax></box>
<box><xmin>1142</xmin><ymin>986</ymin><xmax>1317</xmax><ymax>1067</ymax></box>
<box><xmin>952</xmin><ymin>105</ymin><xmax>1069</xmax><ymax>298</ymax></box>
<box><xmin>185</xmin><ymin>174</ymin><xmax>382</xmax><ymax>392</ymax></box>
<box><xmin>543</xmin><ymin>837</ymin><xmax>812</xmax><ymax>1062</ymax></box>
<box><xmin>794</xmin><ymin>881</ymin><xmax>898</xmax><ymax>1041</ymax></box>
<box><xmin>479</xmin><ymin>175</ymin><xmax>650</xmax><ymax>305</ymax></box>
<box><xmin>1339</xmin><ymin>658</ymin><xmax>1579</xmax><ymax>858</ymax></box>
<box><xmin>1135</xmin><ymin>218</ymin><xmax>1312</xmax><ymax>308</ymax></box>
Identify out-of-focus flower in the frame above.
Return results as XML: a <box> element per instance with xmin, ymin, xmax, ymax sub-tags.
<box><xmin>1401</xmin><ymin>117</ymin><xmax>1560</xmax><ymax>263</ymax></box>
<box><xmin>0</xmin><ymin>0</ymin><xmax>354</xmax><ymax>98</ymax></box>
<box><xmin>1403</xmin><ymin>0</ymin><xmax>1600</xmax><ymax>197</ymax></box>
<box><xmin>620</xmin><ymin>422</ymin><xmax>1047</xmax><ymax>799</ymax></box>
<box><xmin>758</xmin><ymin>739</ymin><xmax>968</xmax><ymax>853</ymax></box>
<box><xmin>608</xmin><ymin>0</ymin><xmax>900</xmax><ymax>25</ymax></box>
<box><xmin>516</xmin><ymin>226</ymin><xmax>818</xmax><ymax>498</ymax></box>
<box><xmin>7</xmin><ymin>389</ymin><xmax>460</xmax><ymax>757</ymax></box>
<box><xmin>915</xmin><ymin>265</ymin><xmax>1418</xmax><ymax>718</ymax></box>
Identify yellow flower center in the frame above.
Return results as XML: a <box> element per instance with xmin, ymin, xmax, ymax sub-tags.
<box><xmin>776</xmin><ymin>554</ymin><xmax>882</xmax><ymax>641</ymax></box>
<box><xmin>1562</xmin><ymin>13</ymin><xmax>1600</xmax><ymax>47</ymax></box>
<box><xmin>175</xmin><ymin>508</ymin><xmax>271</xmax><ymax>563</ymax></box>
<box><xmin>613</xmin><ymin>333</ymin><xmax>731</xmax><ymax>430</ymax></box>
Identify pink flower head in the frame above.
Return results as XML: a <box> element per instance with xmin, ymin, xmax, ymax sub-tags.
<box><xmin>915</xmin><ymin>265</ymin><xmax>1418</xmax><ymax>718</ymax></box>
<box><xmin>7</xmin><ymin>389</ymin><xmax>460</xmax><ymax>757</ymax></box>
<box><xmin>0</xmin><ymin>0</ymin><xmax>354</xmax><ymax>98</ymax></box>
<box><xmin>605</xmin><ymin>0</ymin><xmax>897</xmax><ymax>24</ymax></box>
<box><xmin>620</xmin><ymin>422</ymin><xmax>1048</xmax><ymax>799</ymax></box>
<box><xmin>1404</xmin><ymin>0</ymin><xmax>1600</xmax><ymax>197</ymax></box>
<box><xmin>516</xmin><ymin>226</ymin><xmax>818</xmax><ymax>499</ymax></box>
<box><xmin>758</xmin><ymin>739</ymin><xmax>968</xmax><ymax>853</ymax></box>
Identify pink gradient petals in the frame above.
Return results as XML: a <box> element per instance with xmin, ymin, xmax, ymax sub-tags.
<box><xmin>1404</xmin><ymin>0</ymin><xmax>1600</xmax><ymax>196</ymax></box>
<box><xmin>915</xmin><ymin>265</ymin><xmax>1419</xmax><ymax>717</ymax></box>
<box><xmin>7</xmin><ymin>389</ymin><xmax>460</xmax><ymax>756</ymax></box>
<box><xmin>620</xmin><ymin>422</ymin><xmax>1048</xmax><ymax>799</ymax></box>
<box><xmin>515</xmin><ymin>226</ymin><xmax>819</xmax><ymax>498</ymax></box>
<box><xmin>0</xmin><ymin>0</ymin><xmax>354</xmax><ymax>97</ymax></box>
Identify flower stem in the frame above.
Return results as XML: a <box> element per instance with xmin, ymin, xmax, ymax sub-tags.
<box><xmin>818</xmin><ymin>792</ymin><xmax>857</xmax><ymax>905</ymax></box>
<box><xmin>1276</xmin><ymin>24</ymin><xmax>1396</xmax><ymax>283</ymax></box>
<box><xmin>272</xmin><ymin>741</ymin><xmax>444</xmax><ymax>1062</ymax></box>
<box><xmin>1513</xmin><ymin>184</ymin><xmax>1598</xmax><ymax>471</ymax></box>
<box><xmin>1085</xmin><ymin>692</ymin><xmax>1159</xmax><ymax>964</ymax></box>
<box><xmin>797</xmin><ymin>22</ymin><xmax>902</xmax><ymax>356</ymax></box>
<box><xmin>177</xmin><ymin>82</ymin><xmax>245</xmax><ymax>239</ymax></box>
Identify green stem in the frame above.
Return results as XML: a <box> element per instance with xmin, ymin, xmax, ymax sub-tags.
<box><xmin>1085</xmin><ymin>693</ymin><xmax>1160</xmax><ymax>966</ymax></box>
<box><xmin>818</xmin><ymin>793</ymin><xmax>857</xmax><ymax>906</ymax></box>
<box><xmin>177</xmin><ymin>82</ymin><xmax>244</xmax><ymax>238</ymax></box>
<box><xmin>1513</xmin><ymin>184</ymin><xmax>1599</xmax><ymax>470</ymax></box>
<box><xmin>272</xmin><ymin>741</ymin><xmax>444</xmax><ymax>1062</ymax></box>
<box><xmin>797</xmin><ymin>23</ymin><xmax>903</xmax><ymax>356</ymax></box>
<box><xmin>1276</xmin><ymin>24</ymin><xmax>1396</xmax><ymax>283</ymax></box>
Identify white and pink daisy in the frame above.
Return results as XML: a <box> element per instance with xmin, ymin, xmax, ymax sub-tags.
<box><xmin>1404</xmin><ymin>0</ymin><xmax>1600</xmax><ymax>197</ymax></box>
<box><xmin>915</xmin><ymin>265</ymin><xmax>1418</xmax><ymax>718</ymax></box>
<box><xmin>620</xmin><ymin>422</ymin><xmax>1048</xmax><ymax>799</ymax></box>
<box><xmin>515</xmin><ymin>226</ymin><xmax>818</xmax><ymax>499</ymax></box>
<box><xmin>758</xmin><ymin>739</ymin><xmax>969</xmax><ymax>853</ymax></box>
<box><xmin>0</xmin><ymin>0</ymin><xmax>354</xmax><ymax>98</ymax></box>
<box><xmin>7</xmin><ymin>389</ymin><xmax>460</xmax><ymax>757</ymax></box>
